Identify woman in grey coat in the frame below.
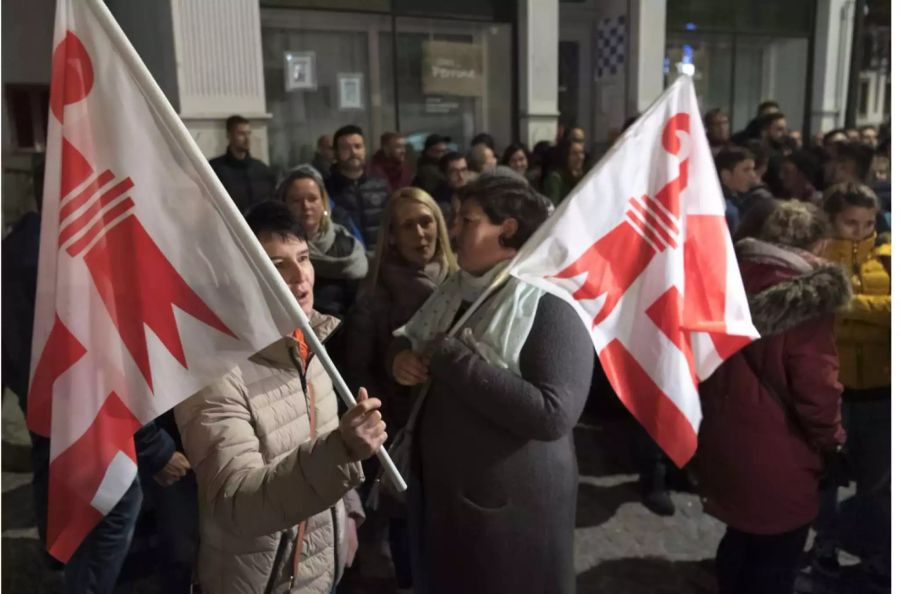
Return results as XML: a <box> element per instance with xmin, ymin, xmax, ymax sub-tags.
<box><xmin>389</xmin><ymin>173</ymin><xmax>595</xmax><ymax>594</ymax></box>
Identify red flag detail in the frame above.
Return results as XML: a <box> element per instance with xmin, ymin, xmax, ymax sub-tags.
<box><xmin>83</xmin><ymin>215</ymin><xmax>237</xmax><ymax>391</ymax></box>
<box><xmin>645</xmin><ymin>287</ymin><xmax>698</xmax><ymax>385</ymax></box>
<box><xmin>60</xmin><ymin>138</ymin><xmax>95</xmax><ymax>198</ymax></box>
<box><xmin>50</xmin><ymin>32</ymin><xmax>94</xmax><ymax>123</ymax></box>
<box><xmin>27</xmin><ymin>316</ymin><xmax>88</xmax><ymax>437</ymax></box>
<box><xmin>599</xmin><ymin>339</ymin><xmax>697</xmax><ymax>466</ymax></box>
<box><xmin>59</xmin><ymin>169</ymin><xmax>115</xmax><ymax>222</ymax></box>
<box><xmin>552</xmin><ymin>221</ymin><xmax>657</xmax><ymax>326</ymax></box>
<box><xmin>684</xmin><ymin>214</ymin><xmax>753</xmax><ymax>360</ymax></box>
<box><xmin>46</xmin><ymin>391</ymin><xmax>141</xmax><ymax>562</ymax></box>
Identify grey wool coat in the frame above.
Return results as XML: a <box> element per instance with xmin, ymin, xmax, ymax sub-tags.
<box><xmin>396</xmin><ymin>292</ymin><xmax>595</xmax><ymax>594</ymax></box>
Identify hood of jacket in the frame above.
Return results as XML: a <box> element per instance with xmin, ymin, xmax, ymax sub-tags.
<box><xmin>736</xmin><ymin>238</ymin><xmax>852</xmax><ymax>337</ymax></box>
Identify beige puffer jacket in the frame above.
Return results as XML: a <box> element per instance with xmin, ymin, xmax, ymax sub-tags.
<box><xmin>175</xmin><ymin>311</ymin><xmax>364</xmax><ymax>594</ymax></box>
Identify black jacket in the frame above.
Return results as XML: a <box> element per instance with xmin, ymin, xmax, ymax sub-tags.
<box><xmin>325</xmin><ymin>170</ymin><xmax>390</xmax><ymax>250</ymax></box>
<box><xmin>209</xmin><ymin>150</ymin><xmax>276</xmax><ymax>213</ymax></box>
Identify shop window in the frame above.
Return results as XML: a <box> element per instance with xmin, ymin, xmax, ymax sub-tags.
<box><xmin>4</xmin><ymin>85</ymin><xmax>50</xmax><ymax>152</ymax></box>
<box><xmin>859</xmin><ymin>80</ymin><xmax>870</xmax><ymax>117</ymax></box>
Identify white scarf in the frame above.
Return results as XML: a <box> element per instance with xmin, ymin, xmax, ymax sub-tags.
<box><xmin>394</xmin><ymin>260</ymin><xmax>544</xmax><ymax>376</ymax></box>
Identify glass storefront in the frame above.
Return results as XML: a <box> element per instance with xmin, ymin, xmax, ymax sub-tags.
<box><xmin>260</xmin><ymin>6</ymin><xmax>513</xmax><ymax>177</ymax></box>
<box><xmin>664</xmin><ymin>0</ymin><xmax>816</xmax><ymax>136</ymax></box>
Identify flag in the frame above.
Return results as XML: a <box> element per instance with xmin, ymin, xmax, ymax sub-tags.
<box><xmin>29</xmin><ymin>0</ymin><xmax>296</xmax><ymax>561</ymax></box>
<box><xmin>509</xmin><ymin>76</ymin><xmax>759</xmax><ymax>467</ymax></box>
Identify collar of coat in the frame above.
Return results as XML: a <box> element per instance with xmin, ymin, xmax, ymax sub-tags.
<box><xmin>251</xmin><ymin>309</ymin><xmax>341</xmax><ymax>370</ymax></box>
<box><xmin>735</xmin><ymin>238</ymin><xmax>852</xmax><ymax>337</ymax></box>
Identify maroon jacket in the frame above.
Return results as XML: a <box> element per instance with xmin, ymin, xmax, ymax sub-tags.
<box><xmin>695</xmin><ymin>239</ymin><xmax>850</xmax><ymax>534</ymax></box>
<box><xmin>370</xmin><ymin>150</ymin><xmax>413</xmax><ymax>193</ymax></box>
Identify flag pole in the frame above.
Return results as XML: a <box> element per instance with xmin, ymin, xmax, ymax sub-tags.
<box><xmin>85</xmin><ymin>0</ymin><xmax>406</xmax><ymax>493</ymax></box>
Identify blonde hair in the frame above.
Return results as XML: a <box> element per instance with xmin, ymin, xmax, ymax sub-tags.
<box><xmin>369</xmin><ymin>187</ymin><xmax>457</xmax><ymax>289</ymax></box>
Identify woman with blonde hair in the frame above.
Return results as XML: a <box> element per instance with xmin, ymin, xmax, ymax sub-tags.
<box><xmin>276</xmin><ymin>164</ymin><xmax>368</xmax><ymax>318</ymax></box>
<box><xmin>343</xmin><ymin>186</ymin><xmax>455</xmax><ymax>591</ymax></box>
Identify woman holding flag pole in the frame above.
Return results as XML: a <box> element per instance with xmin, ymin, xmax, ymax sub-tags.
<box><xmin>389</xmin><ymin>172</ymin><xmax>595</xmax><ymax>594</ymax></box>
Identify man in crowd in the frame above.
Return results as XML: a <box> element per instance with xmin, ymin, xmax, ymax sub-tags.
<box><xmin>325</xmin><ymin>125</ymin><xmax>390</xmax><ymax>250</ymax></box>
<box><xmin>470</xmin><ymin>132</ymin><xmax>496</xmax><ymax>152</ymax></box>
<box><xmin>413</xmin><ymin>133</ymin><xmax>451</xmax><ymax>196</ymax></box>
<box><xmin>209</xmin><ymin>115</ymin><xmax>276</xmax><ymax>213</ymax></box>
<box><xmin>715</xmin><ymin>146</ymin><xmax>756</xmax><ymax>233</ymax></box>
<box><xmin>825</xmin><ymin>141</ymin><xmax>875</xmax><ymax>187</ymax></box>
<box><xmin>860</xmin><ymin>125</ymin><xmax>879</xmax><ymax>148</ymax></box>
<box><xmin>757</xmin><ymin>112</ymin><xmax>790</xmax><ymax>196</ymax></box>
<box><xmin>370</xmin><ymin>131</ymin><xmax>412</xmax><ymax>192</ymax></box>
<box><xmin>704</xmin><ymin>108</ymin><xmax>731</xmax><ymax>155</ymax></box>
<box><xmin>432</xmin><ymin>151</ymin><xmax>469</xmax><ymax>218</ymax></box>
<box><xmin>312</xmin><ymin>133</ymin><xmax>336</xmax><ymax>181</ymax></box>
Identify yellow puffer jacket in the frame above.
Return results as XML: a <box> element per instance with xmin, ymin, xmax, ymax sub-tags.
<box><xmin>823</xmin><ymin>234</ymin><xmax>891</xmax><ymax>390</ymax></box>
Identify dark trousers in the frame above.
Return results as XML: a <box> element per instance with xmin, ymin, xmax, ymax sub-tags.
<box><xmin>139</xmin><ymin>474</ymin><xmax>199</xmax><ymax>592</ymax></box>
<box><xmin>716</xmin><ymin>524</ymin><xmax>809</xmax><ymax>594</ymax></box>
<box><xmin>65</xmin><ymin>478</ymin><xmax>143</xmax><ymax>594</ymax></box>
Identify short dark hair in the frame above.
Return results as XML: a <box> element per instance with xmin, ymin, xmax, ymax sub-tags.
<box><xmin>715</xmin><ymin>147</ymin><xmax>754</xmax><ymax>174</ymax></box>
<box><xmin>470</xmin><ymin>132</ymin><xmax>495</xmax><ymax>150</ymax></box>
<box><xmin>758</xmin><ymin>112</ymin><xmax>786</xmax><ymax>130</ymax></box>
<box><xmin>226</xmin><ymin>115</ymin><xmax>249</xmax><ymax>133</ymax></box>
<box><xmin>439</xmin><ymin>151</ymin><xmax>466</xmax><ymax>174</ymax></box>
<box><xmin>833</xmin><ymin>142</ymin><xmax>875</xmax><ymax>179</ymax></box>
<box><xmin>703</xmin><ymin>108</ymin><xmax>727</xmax><ymax>129</ymax></box>
<box><xmin>823</xmin><ymin>182</ymin><xmax>880</xmax><ymax>219</ymax></box>
<box><xmin>333</xmin><ymin>124</ymin><xmax>365</xmax><ymax>149</ymax></box>
<box><xmin>757</xmin><ymin>100</ymin><xmax>780</xmax><ymax>115</ymax></box>
<box><xmin>785</xmin><ymin>150</ymin><xmax>824</xmax><ymax>187</ymax></box>
<box><xmin>380</xmin><ymin>131</ymin><xmax>401</xmax><ymax>148</ymax></box>
<box><xmin>457</xmin><ymin>173</ymin><xmax>549</xmax><ymax>249</ymax></box>
<box><xmin>501</xmin><ymin>142</ymin><xmax>529</xmax><ymax>167</ymax></box>
<box><xmin>245</xmin><ymin>200</ymin><xmax>308</xmax><ymax>243</ymax></box>
<box><xmin>823</xmin><ymin>129</ymin><xmax>848</xmax><ymax>145</ymax></box>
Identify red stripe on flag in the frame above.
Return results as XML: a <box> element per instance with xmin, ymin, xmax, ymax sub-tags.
<box><xmin>627</xmin><ymin>197</ymin><xmax>678</xmax><ymax>249</ymax></box>
<box><xmin>27</xmin><ymin>316</ymin><xmax>88</xmax><ymax>437</ymax></box>
<box><xmin>58</xmin><ymin>178</ymin><xmax>134</xmax><ymax>247</ymax></box>
<box><xmin>625</xmin><ymin>210</ymin><xmax>666</xmax><ymax>252</ymax></box>
<box><xmin>46</xmin><ymin>391</ymin><xmax>141</xmax><ymax>562</ymax></box>
<box><xmin>65</xmin><ymin>197</ymin><xmax>135</xmax><ymax>257</ymax></box>
<box><xmin>59</xmin><ymin>169</ymin><xmax>115</xmax><ymax>222</ymax></box>
<box><xmin>645</xmin><ymin>287</ymin><xmax>698</xmax><ymax>385</ymax></box>
<box><xmin>642</xmin><ymin>194</ymin><xmax>680</xmax><ymax>234</ymax></box>
<box><xmin>599</xmin><ymin>339</ymin><xmax>697</xmax><ymax>467</ymax></box>
<box><xmin>83</xmin><ymin>216</ymin><xmax>237</xmax><ymax>391</ymax></box>
<box><xmin>683</xmin><ymin>214</ymin><xmax>752</xmax><ymax>360</ymax></box>
<box><xmin>654</xmin><ymin>159</ymin><xmax>689</xmax><ymax>219</ymax></box>
<box><xmin>60</xmin><ymin>138</ymin><xmax>95</xmax><ymax>198</ymax></box>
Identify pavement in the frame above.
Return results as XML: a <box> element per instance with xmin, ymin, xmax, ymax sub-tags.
<box><xmin>0</xmin><ymin>385</ymin><xmax>866</xmax><ymax>593</ymax></box>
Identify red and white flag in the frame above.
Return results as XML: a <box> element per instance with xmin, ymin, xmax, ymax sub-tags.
<box><xmin>509</xmin><ymin>77</ymin><xmax>759</xmax><ymax>467</ymax></box>
<box><xmin>29</xmin><ymin>0</ymin><xmax>296</xmax><ymax>561</ymax></box>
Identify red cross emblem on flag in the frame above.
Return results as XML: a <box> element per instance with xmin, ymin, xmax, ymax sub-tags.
<box><xmin>29</xmin><ymin>2</ymin><xmax>295</xmax><ymax>561</ymax></box>
<box><xmin>509</xmin><ymin>79</ymin><xmax>758</xmax><ymax>467</ymax></box>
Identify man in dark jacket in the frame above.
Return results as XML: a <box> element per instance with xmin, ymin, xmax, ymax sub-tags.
<box><xmin>209</xmin><ymin>115</ymin><xmax>276</xmax><ymax>213</ymax></box>
<box><xmin>412</xmin><ymin>133</ymin><xmax>451</xmax><ymax>196</ymax></box>
<box><xmin>325</xmin><ymin>125</ymin><xmax>390</xmax><ymax>250</ymax></box>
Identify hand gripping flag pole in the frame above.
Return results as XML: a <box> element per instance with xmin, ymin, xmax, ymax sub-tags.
<box><xmin>86</xmin><ymin>0</ymin><xmax>406</xmax><ymax>493</ymax></box>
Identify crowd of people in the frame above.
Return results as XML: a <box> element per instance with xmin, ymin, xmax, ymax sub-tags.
<box><xmin>0</xmin><ymin>102</ymin><xmax>890</xmax><ymax>594</ymax></box>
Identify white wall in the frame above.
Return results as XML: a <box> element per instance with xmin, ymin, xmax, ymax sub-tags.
<box><xmin>809</xmin><ymin>0</ymin><xmax>856</xmax><ymax>134</ymax></box>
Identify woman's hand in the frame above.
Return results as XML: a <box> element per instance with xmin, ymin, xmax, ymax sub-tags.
<box><xmin>392</xmin><ymin>349</ymin><xmax>430</xmax><ymax>386</ymax></box>
<box><xmin>153</xmin><ymin>451</ymin><xmax>191</xmax><ymax>487</ymax></box>
<box><xmin>339</xmin><ymin>388</ymin><xmax>387</xmax><ymax>461</ymax></box>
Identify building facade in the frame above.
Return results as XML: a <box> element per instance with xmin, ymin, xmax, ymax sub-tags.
<box><xmin>1</xmin><ymin>0</ymin><xmax>887</xmax><ymax>224</ymax></box>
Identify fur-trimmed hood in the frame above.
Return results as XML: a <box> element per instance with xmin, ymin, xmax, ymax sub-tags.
<box><xmin>735</xmin><ymin>238</ymin><xmax>852</xmax><ymax>337</ymax></box>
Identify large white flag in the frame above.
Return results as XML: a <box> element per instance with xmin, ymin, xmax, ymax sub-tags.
<box><xmin>509</xmin><ymin>77</ymin><xmax>759</xmax><ymax>467</ymax></box>
<box><xmin>29</xmin><ymin>0</ymin><xmax>296</xmax><ymax>561</ymax></box>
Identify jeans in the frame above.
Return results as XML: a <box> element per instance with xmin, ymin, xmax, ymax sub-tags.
<box><xmin>716</xmin><ymin>524</ymin><xmax>810</xmax><ymax>594</ymax></box>
<box><xmin>65</xmin><ymin>478</ymin><xmax>142</xmax><ymax>594</ymax></box>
